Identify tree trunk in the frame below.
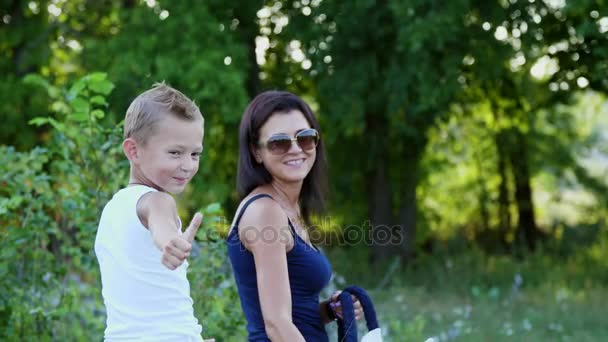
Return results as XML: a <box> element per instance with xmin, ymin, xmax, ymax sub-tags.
<box><xmin>369</xmin><ymin>158</ymin><xmax>394</xmax><ymax>262</ymax></box>
<box><xmin>364</xmin><ymin>102</ymin><xmax>393</xmax><ymax>262</ymax></box>
<box><xmin>495</xmin><ymin>130</ymin><xmax>512</xmax><ymax>248</ymax></box>
<box><xmin>474</xmin><ymin>150</ymin><xmax>491</xmax><ymax>232</ymax></box>
<box><xmin>397</xmin><ymin>152</ymin><xmax>419</xmax><ymax>260</ymax></box>
<box><xmin>509</xmin><ymin>129</ymin><xmax>538</xmax><ymax>251</ymax></box>
<box><xmin>243</xmin><ymin>35</ymin><xmax>261</xmax><ymax>98</ymax></box>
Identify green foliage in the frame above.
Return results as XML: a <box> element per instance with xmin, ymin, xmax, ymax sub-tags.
<box><xmin>0</xmin><ymin>74</ymin><xmax>245</xmax><ymax>340</ymax></box>
<box><xmin>79</xmin><ymin>0</ymin><xmax>251</xmax><ymax>214</ymax></box>
<box><xmin>189</xmin><ymin>204</ymin><xmax>246</xmax><ymax>340</ymax></box>
<box><xmin>0</xmin><ymin>73</ymin><xmax>123</xmax><ymax>340</ymax></box>
<box><xmin>188</xmin><ymin>202</ymin><xmax>246</xmax><ymax>339</ymax></box>
<box><xmin>2</xmin><ymin>1</ymin><xmax>608</xmax><ymax>338</ymax></box>
<box><xmin>417</xmin><ymin>90</ymin><xmax>608</xmax><ymax>244</ymax></box>
<box><xmin>3</xmin><ymin>0</ymin><xmax>608</xmax><ymax>257</ymax></box>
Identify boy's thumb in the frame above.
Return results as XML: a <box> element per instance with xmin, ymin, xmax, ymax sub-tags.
<box><xmin>184</xmin><ymin>212</ymin><xmax>203</xmax><ymax>242</ymax></box>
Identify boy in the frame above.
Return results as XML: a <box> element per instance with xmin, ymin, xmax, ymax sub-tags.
<box><xmin>95</xmin><ymin>83</ymin><xmax>213</xmax><ymax>341</ymax></box>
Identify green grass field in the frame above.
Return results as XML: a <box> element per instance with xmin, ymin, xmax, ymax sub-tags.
<box><xmin>325</xmin><ymin>247</ymin><xmax>608</xmax><ymax>341</ymax></box>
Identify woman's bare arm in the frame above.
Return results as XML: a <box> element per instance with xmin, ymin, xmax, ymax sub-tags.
<box><xmin>240</xmin><ymin>198</ymin><xmax>305</xmax><ymax>342</ymax></box>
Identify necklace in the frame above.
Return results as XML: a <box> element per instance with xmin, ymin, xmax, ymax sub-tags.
<box><xmin>268</xmin><ymin>184</ymin><xmax>306</xmax><ymax>232</ymax></box>
<box><xmin>275</xmin><ymin>201</ymin><xmax>301</xmax><ymax>222</ymax></box>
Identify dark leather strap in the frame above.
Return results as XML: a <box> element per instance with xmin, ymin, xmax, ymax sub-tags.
<box><xmin>337</xmin><ymin>285</ymin><xmax>379</xmax><ymax>341</ymax></box>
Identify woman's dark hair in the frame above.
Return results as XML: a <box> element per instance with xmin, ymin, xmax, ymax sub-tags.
<box><xmin>237</xmin><ymin>90</ymin><xmax>328</xmax><ymax>224</ymax></box>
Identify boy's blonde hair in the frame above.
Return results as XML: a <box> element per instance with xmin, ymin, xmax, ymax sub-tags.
<box><xmin>124</xmin><ymin>82</ymin><xmax>204</xmax><ymax>143</ymax></box>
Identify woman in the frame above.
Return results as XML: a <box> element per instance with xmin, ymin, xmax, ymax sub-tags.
<box><xmin>226</xmin><ymin>91</ymin><xmax>362</xmax><ymax>341</ymax></box>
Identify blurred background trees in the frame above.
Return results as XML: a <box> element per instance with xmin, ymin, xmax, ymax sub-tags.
<box><xmin>1</xmin><ymin>0</ymin><xmax>607</xmax><ymax>340</ymax></box>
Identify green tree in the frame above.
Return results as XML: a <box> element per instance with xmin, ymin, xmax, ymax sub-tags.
<box><xmin>278</xmin><ymin>0</ymin><xmax>477</xmax><ymax>260</ymax></box>
<box><xmin>78</xmin><ymin>0</ymin><xmax>251</xmax><ymax>211</ymax></box>
<box><xmin>1</xmin><ymin>0</ymin><xmax>54</xmax><ymax>148</ymax></box>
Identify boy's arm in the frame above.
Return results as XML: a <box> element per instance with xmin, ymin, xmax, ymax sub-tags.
<box><xmin>137</xmin><ymin>191</ymin><xmax>202</xmax><ymax>270</ymax></box>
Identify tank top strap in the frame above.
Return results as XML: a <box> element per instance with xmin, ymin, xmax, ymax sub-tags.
<box><xmin>232</xmin><ymin>193</ymin><xmax>273</xmax><ymax>234</ymax></box>
<box><xmin>286</xmin><ymin>218</ymin><xmax>297</xmax><ymax>238</ymax></box>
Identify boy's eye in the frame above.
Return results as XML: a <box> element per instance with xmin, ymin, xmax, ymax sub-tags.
<box><xmin>192</xmin><ymin>152</ymin><xmax>202</xmax><ymax>157</ymax></box>
<box><xmin>169</xmin><ymin>151</ymin><xmax>181</xmax><ymax>156</ymax></box>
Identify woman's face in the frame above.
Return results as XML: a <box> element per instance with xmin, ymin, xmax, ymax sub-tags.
<box><xmin>255</xmin><ymin>110</ymin><xmax>317</xmax><ymax>185</ymax></box>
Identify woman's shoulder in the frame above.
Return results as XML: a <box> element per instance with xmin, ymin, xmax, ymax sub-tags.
<box><xmin>238</xmin><ymin>191</ymin><xmax>292</xmax><ymax>250</ymax></box>
<box><xmin>238</xmin><ymin>191</ymin><xmax>283</xmax><ymax>224</ymax></box>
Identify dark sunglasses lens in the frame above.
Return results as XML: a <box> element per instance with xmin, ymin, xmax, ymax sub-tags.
<box><xmin>267</xmin><ymin>137</ymin><xmax>292</xmax><ymax>154</ymax></box>
<box><xmin>297</xmin><ymin>130</ymin><xmax>319</xmax><ymax>150</ymax></box>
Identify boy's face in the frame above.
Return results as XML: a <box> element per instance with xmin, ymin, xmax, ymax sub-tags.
<box><xmin>131</xmin><ymin>114</ymin><xmax>204</xmax><ymax>194</ymax></box>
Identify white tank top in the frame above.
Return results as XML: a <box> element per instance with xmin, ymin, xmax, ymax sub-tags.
<box><xmin>95</xmin><ymin>185</ymin><xmax>203</xmax><ymax>341</ymax></box>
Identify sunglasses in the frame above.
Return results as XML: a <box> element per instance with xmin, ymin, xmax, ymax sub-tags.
<box><xmin>258</xmin><ymin>128</ymin><xmax>320</xmax><ymax>155</ymax></box>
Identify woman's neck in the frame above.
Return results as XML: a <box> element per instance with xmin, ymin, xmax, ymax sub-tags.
<box><xmin>270</xmin><ymin>180</ymin><xmax>301</xmax><ymax>208</ymax></box>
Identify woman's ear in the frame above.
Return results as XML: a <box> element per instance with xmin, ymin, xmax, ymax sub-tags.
<box><xmin>123</xmin><ymin>138</ymin><xmax>139</xmax><ymax>162</ymax></box>
<box><xmin>249</xmin><ymin>144</ymin><xmax>262</xmax><ymax>164</ymax></box>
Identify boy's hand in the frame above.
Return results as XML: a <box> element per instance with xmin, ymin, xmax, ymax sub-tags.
<box><xmin>184</xmin><ymin>212</ymin><xmax>203</xmax><ymax>242</ymax></box>
<box><xmin>161</xmin><ymin>213</ymin><xmax>203</xmax><ymax>270</ymax></box>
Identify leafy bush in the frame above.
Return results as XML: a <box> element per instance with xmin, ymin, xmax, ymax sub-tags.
<box><xmin>0</xmin><ymin>73</ymin><xmax>245</xmax><ymax>340</ymax></box>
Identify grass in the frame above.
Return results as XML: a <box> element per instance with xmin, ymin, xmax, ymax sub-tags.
<box><xmin>324</xmin><ymin>242</ymin><xmax>608</xmax><ymax>341</ymax></box>
<box><xmin>373</xmin><ymin>282</ymin><xmax>607</xmax><ymax>341</ymax></box>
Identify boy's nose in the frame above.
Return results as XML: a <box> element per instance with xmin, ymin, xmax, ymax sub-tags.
<box><xmin>180</xmin><ymin>157</ymin><xmax>197</xmax><ymax>172</ymax></box>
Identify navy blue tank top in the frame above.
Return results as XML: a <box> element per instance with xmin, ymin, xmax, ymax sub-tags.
<box><xmin>226</xmin><ymin>194</ymin><xmax>332</xmax><ymax>341</ymax></box>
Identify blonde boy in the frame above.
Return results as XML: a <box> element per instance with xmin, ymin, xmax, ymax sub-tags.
<box><xmin>95</xmin><ymin>83</ymin><xmax>213</xmax><ymax>341</ymax></box>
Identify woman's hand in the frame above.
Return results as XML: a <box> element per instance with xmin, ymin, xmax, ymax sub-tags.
<box><xmin>329</xmin><ymin>291</ymin><xmax>364</xmax><ymax>320</ymax></box>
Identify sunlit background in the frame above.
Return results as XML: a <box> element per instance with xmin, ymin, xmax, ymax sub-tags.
<box><xmin>1</xmin><ymin>0</ymin><xmax>608</xmax><ymax>340</ymax></box>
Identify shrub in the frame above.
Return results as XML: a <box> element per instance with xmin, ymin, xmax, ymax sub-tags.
<box><xmin>0</xmin><ymin>73</ymin><xmax>244</xmax><ymax>340</ymax></box>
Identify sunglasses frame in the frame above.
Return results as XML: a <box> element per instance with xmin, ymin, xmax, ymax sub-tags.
<box><xmin>258</xmin><ymin>128</ymin><xmax>320</xmax><ymax>155</ymax></box>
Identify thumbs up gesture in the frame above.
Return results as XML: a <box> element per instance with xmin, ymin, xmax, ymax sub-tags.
<box><xmin>161</xmin><ymin>213</ymin><xmax>203</xmax><ymax>270</ymax></box>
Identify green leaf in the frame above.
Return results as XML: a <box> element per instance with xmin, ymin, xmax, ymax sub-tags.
<box><xmin>28</xmin><ymin>117</ymin><xmax>50</xmax><ymax>126</ymax></box>
<box><xmin>203</xmin><ymin>202</ymin><xmax>222</xmax><ymax>214</ymax></box>
<box><xmin>71</xmin><ymin>97</ymin><xmax>90</xmax><ymax>114</ymax></box>
<box><xmin>100</xmin><ymin>141</ymin><xmax>112</xmax><ymax>151</ymax></box>
<box><xmin>23</xmin><ymin>73</ymin><xmax>61</xmax><ymax>99</ymax></box>
<box><xmin>51</xmin><ymin>101</ymin><xmax>70</xmax><ymax>114</ymax></box>
<box><xmin>90</xmin><ymin>95</ymin><xmax>107</xmax><ymax>106</ymax></box>
<box><xmin>91</xmin><ymin>109</ymin><xmax>105</xmax><ymax>119</ymax></box>
<box><xmin>0</xmin><ymin>198</ymin><xmax>10</xmax><ymax>214</ymax></box>
<box><xmin>87</xmin><ymin>72</ymin><xmax>108</xmax><ymax>83</ymax></box>
<box><xmin>68</xmin><ymin>80</ymin><xmax>87</xmax><ymax>98</ymax></box>
<box><xmin>10</xmin><ymin>195</ymin><xmax>24</xmax><ymax>208</ymax></box>
<box><xmin>48</xmin><ymin>86</ymin><xmax>61</xmax><ymax>99</ymax></box>
<box><xmin>72</xmin><ymin>112</ymin><xmax>89</xmax><ymax>122</ymax></box>
<box><xmin>23</xmin><ymin>74</ymin><xmax>50</xmax><ymax>89</ymax></box>
<box><xmin>88</xmin><ymin>79</ymin><xmax>115</xmax><ymax>95</ymax></box>
<box><xmin>47</xmin><ymin>118</ymin><xmax>65</xmax><ymax>131</ymax></box>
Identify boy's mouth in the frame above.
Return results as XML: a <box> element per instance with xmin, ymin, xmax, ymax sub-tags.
<box><xmin>173</xmin><ymin>177</ymin><xmax>188</xmax><ymax>184</ymax></box>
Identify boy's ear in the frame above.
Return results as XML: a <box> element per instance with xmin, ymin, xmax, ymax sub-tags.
<box><xmin>123</xmin><ymin>138</ymin><xmax>139</xmax><ymax>162</ymax></box>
